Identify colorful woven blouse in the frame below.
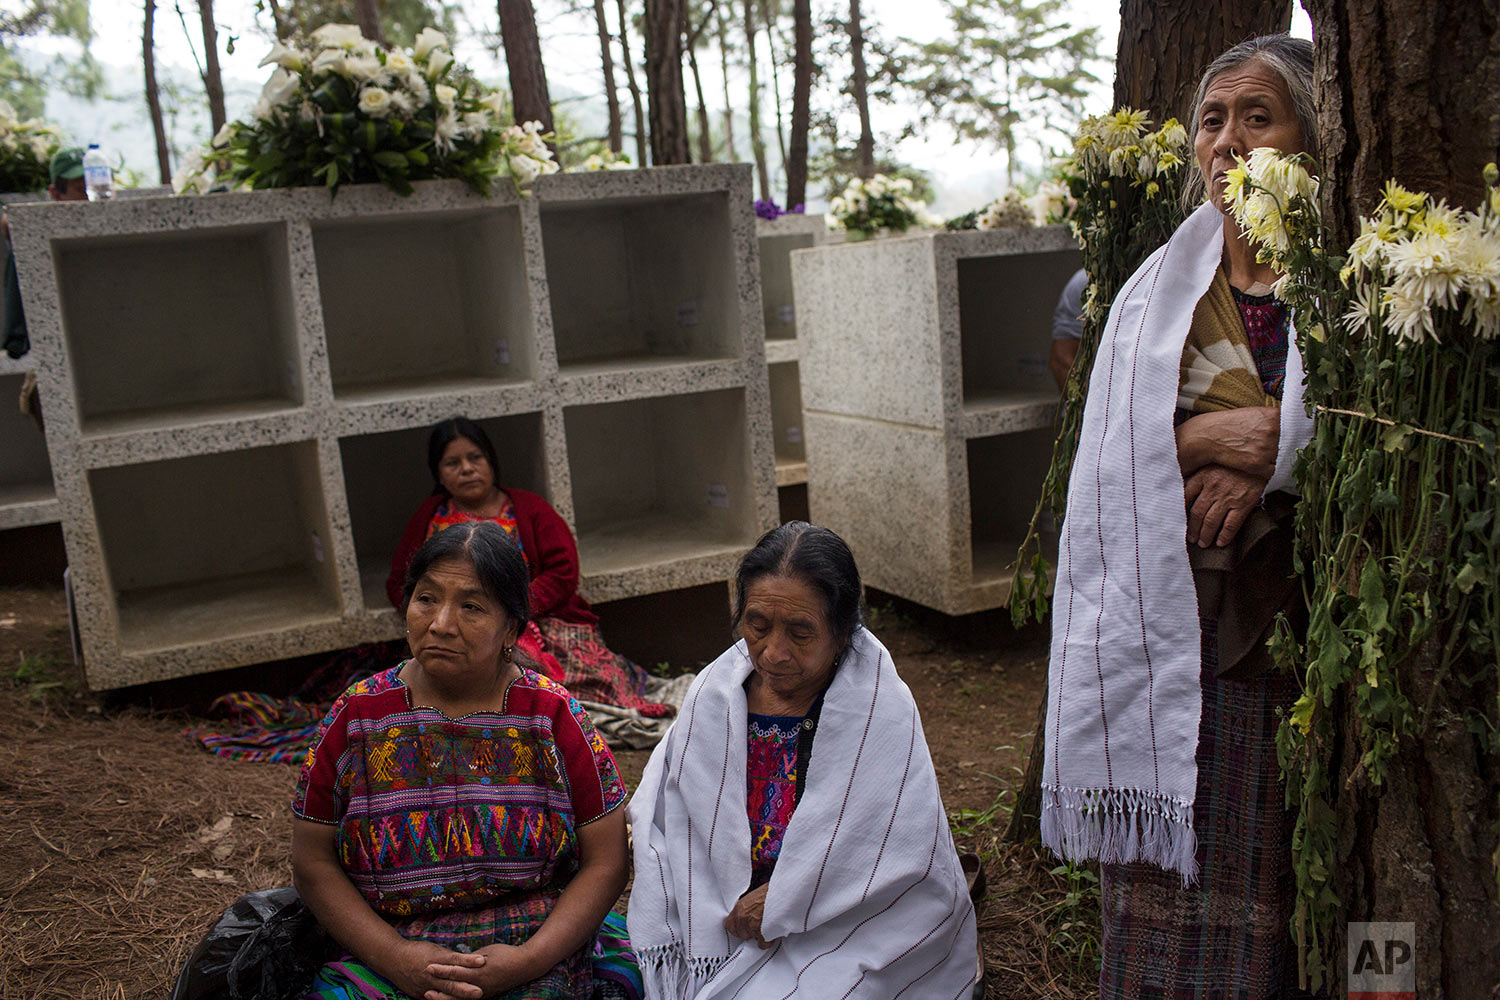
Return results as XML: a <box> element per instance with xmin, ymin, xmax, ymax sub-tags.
<box><xmin>1230</xmin><ymin>286</ymin><xmax>1291</xmax><ymax>400</ymax></box>
<box><xmin>746</xmin><ymin>712</ymin><xmax>804</xmax><ymax>887</ymax></box>
<box><xmin>426</xmin><ymin>500</ymin><xmax>527</xmax><ymax>564</ymax></box>
<box><xmin>293</xmin><ymin>663</ymin><xmax>625</xmax><ymax>983</ymax></box>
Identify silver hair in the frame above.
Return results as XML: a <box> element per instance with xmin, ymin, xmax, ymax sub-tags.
<box><xmin>1181</xmin><ymin>34</ymin><xmax>1317</xmax><ymax>216</ymax></box>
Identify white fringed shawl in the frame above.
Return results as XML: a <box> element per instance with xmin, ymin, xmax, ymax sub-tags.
<box><xmin>627</xmin><ymin>627</ymin><xmax>979</xmax><ymax>999</ymax></box>
<box><xmin>1041</xmin><ymin>203</ymin><xmax>1314</xmax><ymax>883</ymax></box>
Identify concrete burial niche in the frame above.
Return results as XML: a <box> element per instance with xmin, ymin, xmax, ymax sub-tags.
<box><xmin>88</xmin><ymin>440</ymin><xmax>342</xmax><ymax>654</ymax></box>
<box><xmin>0</xmin><ymin>369</ymin><xmax>58</xmax><ymax>529</ymax></box>
<box><xmin>338</xmin><ymin>411</ymin><xmax>550</xmax><ymax>613</ymax></box>
<box><xmin>755</xmin><ymin>215</ymin><xmax>824</xmax><ymax>499</ymax></box>
<box><xmin>53</xmin><ymin>223</ymin><xmax>300</xmax><ymax>436</ymax></box>
<box><xmin>768</xmin><ymin>361</ymin><xmax>806</xmax><ymax>484</ymax></box>
<box><xmin>796</xmin><ymin>225</ymin><xmax>1079</xmax><ymax>615</ymax></box>
<box><xmin>313</xmin><ymin>206</ymin><xmax>536</xmax><ymax>402</ymax></box>
<box><xmin>541</xmin><ymin>192</ymin><xmax>741</xmax><ymax>371</ymax></box>
<box><xmin>564</xmin><ymin>387</ymin><xmax>758</xmax><ymax>601</ymax></box>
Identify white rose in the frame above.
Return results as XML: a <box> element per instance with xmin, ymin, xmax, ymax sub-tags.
<box><xmin>427</xmin><ymin>49</ymin><xmax>454</xmax><ymax>78</ymax></box>
<box><xmin>312</xmin><ymin>23</ymin><xmax>366</xmax><ymax>49</ymax></box>
<box><xmin>434</xmin><ymin>84</ymin><xmax>458</xmax><ymax>107</ymax></box>
<box><xmin>258</xmin><ymin>41</ymin><xmax>304</xmax><ymax>72</ymax></box>
<box><xmin>359</xmin><ymin>87</ymin><xmax>393</xmax><ymax>118</ymax></box>
<box><xmin>413</xmin><ymin>27</ymin><xmax>449</xmax><ymax>60</ymax></box>
<box><xmin>384</xmin><ymin>52</ymin><xmax>413</xmax><ymax>74</ymax></box>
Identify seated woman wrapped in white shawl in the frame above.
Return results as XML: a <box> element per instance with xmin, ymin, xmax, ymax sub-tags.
<box><xmin>627</xmin><ymin>522</ymin><xmax>979</xmax><ymax>999</ymax></box>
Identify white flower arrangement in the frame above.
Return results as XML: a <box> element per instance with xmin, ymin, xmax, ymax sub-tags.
<box><xmin>828</xmin><ymin>173</ymin><xmax>930</xmax><ymax>237</ymax></box>
<box><xmin>976</xmin><ymin>190</ymin><xmax>1035</xmax><ymax>231</ymax></box>
<box><xmin>583</xmin><ymin>151</ymin><xmax>633</xmax><ymax>171</ymax></box>
<box><xmin>0</xmin><ymin>101</ymin><xmax>64</xmax><ymax>193</ymax></box>
<box><xmin>173</xmin><ymin>24</ymin><xmax>557</xmax><ymax>198</ymax></box>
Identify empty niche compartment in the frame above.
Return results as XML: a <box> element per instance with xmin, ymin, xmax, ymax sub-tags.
<box><xmin>957</xmin><ymin>248</ymin><xmax>1081</xmax><ymax>411</ymax></box>
<box><xmin>759</xmin><ymin>233</ymin><xmax>816</xmax><ymax>340</ymax></box>
<box><xmin>339</xmin><ymin>412</ymin><xmax>548</xmax><ymax>612</ymax></box>
<box><xmin>54</xmin><ymin>224</ymin><xmax>300</xmax><ymax>434</ymax></box>
<box><xmin>768</xmin><ymin>361</ymin><xmax>806</xmax><ymax>479</ymax></box>
<box><xmin>313</xmin><ymin>207</ymin><xmax>534</xmax><ymax>401</ymax></box>
<box><xmin>967</xmin><ymin>427</ymin><xmax>1058</xmax><ymax>586</ymax></box>
<box><xmin>564</xmin><ymin>388</ymin><xmax>756</xmax><ymax>577</ymax></box>
<box><xmin>0</xmin><ymin>372</ymin><xmax>55</xmax><ymax>511</ymax></box>
<box><xmin>542</xmin><ymin>193</ymin><xmax>742</xmax><ymax>372</ymax></box>
<box><xmin>88</xmin><ymin>441</ymin><xmax>341</xmax><ymax>653</ymax></box>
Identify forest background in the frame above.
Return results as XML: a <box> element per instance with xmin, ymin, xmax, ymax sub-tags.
<box><xmin>1</xmin><ymin>0</ymin><xmax>1309</xmax><ymax>215</ymax></box>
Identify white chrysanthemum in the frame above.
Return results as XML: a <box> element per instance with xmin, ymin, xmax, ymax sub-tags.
<box><xmin>358</xmin><ymin>87</ymin><xmax>393</xmax><ymax>118</ymax></box>
<box><xmin>1107</xmin><ymin>145</ymin><xmax>1134</xmax><ymax>177</ymax></box>
<box><xmin>389</xmin><ymin>90</ymin><xmax>416</xmax><ymax>116</ymax></box>
<box><xmin>434</xmin><ymin>111</ymin><xmax>464</xmax><ymax>153</ymax></box>
<box><xmin>404</xmin><ymin>73</ymin><xmax>430</xmax><ymax>105</ymax></box>
<box><xmin>343</xmin><ymin>55</ymin><xmax>388</xmax><ymax>85</ymax></box>
<box><xmin>1384</xmin><ymin>284</ymin><xmax>1436</xmax><ymax>343</ymax></box>
<box><xmin>977</xmin><ymin>191</ymin><xmax>1033</xmax><ymax>231</ymax></box>
<box><xmin>312</xmin><ymin>23</ymin><xmax>366</xmax><ymax>49</ymax></box>
<box><xmin>1157</xmin><ymin>119</ymin><xmax>1187</xmax><ymax>150</ymax></box>
<box><xmin>413</xmin><ymin>27</ymin><xmax>449</xmax><ymax>60</ymax></box>
<box><xmin>462</xmin><ymin>110</ymin><xmax>490</xmax><ymax>135</ymax></box>
<box><xmin>1100</xmin><ymin>108</ymin><xmax>1149</xmax><ymax>148</ymax></box>
<box><xmin>1342</xmin><ymin>281</ymin><xmax>1383</xmax><ymax>335</ymax></box>
<box><xmin>1387</xmin><ymin>232</ymin><xmax>1464</xmax><ymax>310</ymax></box>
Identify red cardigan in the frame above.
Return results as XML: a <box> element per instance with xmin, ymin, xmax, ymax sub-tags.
<box><xmin>385</xmin><ymin>487</ymin><xmax>598</xmax><ymax>625</ymax></box>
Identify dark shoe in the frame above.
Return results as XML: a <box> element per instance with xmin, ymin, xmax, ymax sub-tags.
<box><xmin>959</xmin><ymin>851</ymin><xmax>987</xmax><ymax>905</ymax></box>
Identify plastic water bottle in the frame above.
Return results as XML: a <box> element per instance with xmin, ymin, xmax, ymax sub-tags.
<box><xmin>82</xmin><ymin>144</ymin><xmax>114</xmax><ymax>201</ymax></box>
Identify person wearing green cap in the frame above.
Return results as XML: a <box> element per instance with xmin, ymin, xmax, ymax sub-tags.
<box><xmin>3</xmin><ymin>147</ymin><xmax>88</xmax><ymax>361</ymax></box>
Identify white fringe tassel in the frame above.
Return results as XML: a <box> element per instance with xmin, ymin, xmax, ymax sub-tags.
<box><xmin>636</xmin><ymin>944</ymin><xmax>732</xmax><ymax>1000</ymax></box>
<box><xmin>1040</xmin><ymin>783</ymin><xmax>1200</xmax><ymax>886</ymax></box>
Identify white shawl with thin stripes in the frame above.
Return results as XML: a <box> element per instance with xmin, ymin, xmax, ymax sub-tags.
<box><xmin>627</xmin><ymin>627</ymin><xmax>979</xmax><ymax>999</ymax></box>
<box><xmin>1041</xmin><ymin>202</ymin><xmax>1312</xmax><ymax>883</ymax></box>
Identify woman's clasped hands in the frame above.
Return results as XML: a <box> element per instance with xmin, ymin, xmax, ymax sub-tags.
<box><xmin>391</xmin><ymin>937</ymin><xmax>542</xmax><ymax>1000</ymax></box>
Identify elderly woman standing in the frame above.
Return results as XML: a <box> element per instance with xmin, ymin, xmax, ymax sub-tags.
<box><xmin>295</xmin><ymin>521</ymin><xmax>637</xmax><ymax>999</ymax></box>
<box><xmin>1042</xmin><ymin>36</ymin><xmax>1318</xmax><ymax>998</ymax></box>
<box><xmin>628</xmin><ymin>522</ymin><xmax>978</xmax><ymax>998</ymax></box>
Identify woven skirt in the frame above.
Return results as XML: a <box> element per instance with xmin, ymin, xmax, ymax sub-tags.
<box><xmin>1098</xmin><ymin>618</ymin><xmax>1306</xmax><ymax>999</ymax></box>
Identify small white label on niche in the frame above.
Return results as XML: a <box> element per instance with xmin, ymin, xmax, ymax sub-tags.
<box><xmin>494</xmin><ymin>338</ymin><xmax>511</xmax><ymax>366</ymax></box>
<box><xmin>777</xmin><ymin>305</ymin><xmax>795</xmax><ymax>324</ymax></box>
<box><xmin>677</xmin><ymin>300</ymin><xmax>701</xmax><ymax>326</ymax></box>
<box><xmin>310</xmin><ymin>532</ymin><xmax>325</xmax><ymax>563</ymax></box>
<box><xmin>706</xmin><ymin>483</ymin><xmax>730</xmax><ymax>508</ymax></box>
<box><xmin>785</xmin><ymin>425</ymin><xmax>802</xmax><ymax>444</ymax></box>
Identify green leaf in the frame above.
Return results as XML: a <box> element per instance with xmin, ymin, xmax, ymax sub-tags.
<box><xmin>406</xmin><ymin>148</ymin><xmax>429</xmax><ymax>166</ymax></box>
<box><xmin>1380</xmin><ymin>423</ymin><xmax>1414</xmax><ymax>452</ymax></box>
<box><xmin>371</xmin><ymin>150</ymin><xmax>408</xmax><ymax>170</ymax></box>
<box><xmin>1454</xmin><ymin>562</ymin><xmax>1481</xmax><ymax>595</ymax></box>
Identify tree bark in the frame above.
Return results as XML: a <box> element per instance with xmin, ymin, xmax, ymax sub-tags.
<box><xmin>785</xmin><ymin>0</ymin><xmax>810</xmax><ymax>209</ymax></box>
<box><xmin>685</xmin><ymin>1</ymin><xmax>716</xmax><ymax>163</ymax></box>
<box><xmin>143</xmin><ymin>0</ymin><xmax>171</xmax><ymax>185</ymax></box>
<box><xmin>353</xmin><ymin>0</ymin><xmax>386</xmax><ymax>46</ymax></box>
<box><xmin>644</xmin><ymin>0</ymin><xmax>690</xmax><ymax>164</ymax></box>
<box><xmin>716</xmin><ymin>7</ymin><xmax>737</xmax><ymax>160</ymax></box>
<box><xmin>1113</xmin><ymin>0</ymin><xmax>1292</xmax><ymax>125</ymax></box>
<box><xmin>761</xmin><ymin>0</ymin><xmax>788</xmax><ymax>174</ymax></box>
<box><xmin>846</xmin><ymin>0</ymin><xmax>873</xmax><ymax>178</ymax></box>
<box><xmin>498</xmin><ymin>0</ymin><xmax>555</xmax><ymax>133</ymax></box>
<box><xmin>265</xmin><ymin>0</ymin><xmax>291</xmax><ymax>40</ymax></box>
<box><xmin>1299</xmin><ymin>4</ymin><xmax>1500</xmax><ymax>995</ymax></box>
<box><xmin>594</xmin><ymin>0</ymin><xmax>624</xmax><ymax>152</ymax></box>
<box><xmin>197</xmin><ymin>0</ymin><xmax>226</xmax><ymax>134</ymax></box>
<box><xmin>743</xmin><ymin>0</ymin><xmax>770</xmax><ymax>198</ymax></box>
<box><xmin>617</xmin><ymin>0</ymin><xmax>649</xmax><ymax>166</ymax></box>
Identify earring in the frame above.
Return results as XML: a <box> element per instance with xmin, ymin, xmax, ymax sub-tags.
<box><xmin>503</xmin><ymin>645</ymin><xmax>514</xmax><ymax>662</ymax></box>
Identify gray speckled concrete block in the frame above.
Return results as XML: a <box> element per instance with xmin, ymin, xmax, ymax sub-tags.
<box><xmin>0</xmin><ymin>353</ymin><xmax>60</xmax><ymax>530</ymax></box>
<box><xmin>755</xmin><ymin>215</ymin><xmax>824</xmax><ymax>488</ymax></box>
<box><xmin>794</xmin><ymin>225</ymin><xmax>1079</xmax><ymax>614</ymax></box>
<box><xmin>9</xmin><ymin>166</ymin><xmax>777</xmax><ymax>688</ymax></box>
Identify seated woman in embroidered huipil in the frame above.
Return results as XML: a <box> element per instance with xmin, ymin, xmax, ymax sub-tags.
<box><xmin>293</xmin><ymin>520</ymin><xmax>638</xmax><ymax>1000</ymax></box>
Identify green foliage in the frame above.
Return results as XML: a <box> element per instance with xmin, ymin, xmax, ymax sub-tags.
<box><xmin>0</xmin><ymin>0</ymin><xmax>98</xmax><ymax>119</ymax></box>
<box><xmin>0</xmin><ymin>100</ymin><xmax>62</xmax><ymax>192</ymax></box>
<box><xmin>905</xmin><ymin>0</ymin><xmax>1102</xmax><ymax>183</ymax></box>
<box><xmin>1009</xmin><ymin>111</ymin><xmax>1191</xmax><ymax>627</ymax></box>
<box><xmin>9</xmin><ymin>651</ymin><xmax>71</xmax><ymax>701</ymax></box>
<box><xmin>1044</xmin><ymin>861</ymin><xmax>1101</xmax><ymax>979</ymax></box>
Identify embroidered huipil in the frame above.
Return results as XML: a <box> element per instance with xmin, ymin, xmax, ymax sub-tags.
<box><xmin>746</xmin><ymin>712</ymin><xmax>803</xmax><ymax>887</ymax></box>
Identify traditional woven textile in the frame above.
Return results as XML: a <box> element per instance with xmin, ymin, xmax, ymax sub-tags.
<box><xmin>746</xmin><ymin>713</ymin><xmax>802</xmax><ymax>887</ymax></box>
<box><xmin>1177</xmin><ymin>268</ymin><xmax>1278</xmax><ymax>413</ymax></box>
<box><xmin>293</xmin><ymin>663</ymin><xmax>627</xmax><ymax>993</ymax></box>
<box><xmin>1041</xmin><ymin>202</ymin><xmax>1314</xmax><ymax>882</ymax></box>
<box><xmin>627</xmin><ymin>628</ymin><xmax>979</xmax><ymax>999</ymax></box>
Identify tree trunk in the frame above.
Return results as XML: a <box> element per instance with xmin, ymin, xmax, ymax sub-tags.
<box><xmin>761</xmin><ymin>0</ymin><xmax>788</xmax><ymax>174</ymax></box>
<box><xmin>644</xmin><ymin>0</ymin><xmax>690</xmax><ymax>164</ymax></box>
<box><xmin>265</xmin><ymin>0</ymin><xmax>291</xmax><ymax>40</ymax></box>
<box><xmin>1299</xmin><ymin>4</ymin><xmax>1500</xmax><ymax>995</ymax></box>
<box><xmin>846</xmin><ymin>0</ymin><xmax>873</xmax><ymax>178</ymax></box>
<box><xmin>197</xmin><ymin>0</ymin><xmax>225</xmax><ymax>133</ymax></box>
<box><xmin>143</xmin><ymin>0</ymin><xmax>171</xmax><ymax>185</ymax></box>
<box><xmin>685</xmin><ymin>1</ymin><xmax>716</xmax><ymax>163</ymax></box>
<box><xmin>785</xmin><ymin>0</ymin><xmax>810</xmax><ymax>209</ymax></box>
<box><xmin>716</xmin><ymin>8</ymin><xmax>737</xmax><ymax>160</ymax></box>
<box><xmin>353</xmin><ymin>0</ymin><xmax>386</xmax><ymax>46</ymax></box>
<box><xmin>594</xmin><ymin>0</ymin><xmax>623</xmax><ymax>152</ymax></box>
<box><xmin>498</xmin><ymin>0</ymin><xmax>555</xmax><ymax>133</ymax></box>
<box><xmin>617</xmin><ymin>0</ymin><xmax>649</xmax><ymax>166</ymax></box>
<box><xmin>743</xmin><ymin>0</ymin><xmax>770</xmax><ymax>198</ymax></box>
<box><xmin>1113</xmin><ymin>0</ymin><xmax>1292</xmax><ymax>124</ymax></box>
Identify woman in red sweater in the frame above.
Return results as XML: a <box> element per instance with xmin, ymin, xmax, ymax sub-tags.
<box><xmin>387</xmin><ymin>417</ymin><xmax>675</xmax><ymax>732</ymax></box>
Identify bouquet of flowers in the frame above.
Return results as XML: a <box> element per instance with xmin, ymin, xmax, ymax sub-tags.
<box><xmin>754</xmin><ymin>199</ymin><xmax>804</xmax><ymax>220</ymax></box>
<box><xmin>976</xmin><ymin>190</ymin><xmax>1034</xmax><ymax>230</ymax></box>
<box><xmin>827</xmin><ymin>174</ymin><xmax>932</xmax><ymax>237</ymax></box>
<box><xmin>582</xmin><ymin>150</ymin><xmax>633</xmax><ymax>171</ymax></box>
<box><xmin>0</xmin><ymin>101</ymin><xmax>63</xmax><ymax>194</ymax></box>
<box><xmin>173</xmin><ymin>24</ymin><xmax>557</xmax><ymax>197</ymax></box>
<box><xmin>1226</xmin><ymin>150</ymin><xmax>1500</xmax><ymax>989</ymax></box>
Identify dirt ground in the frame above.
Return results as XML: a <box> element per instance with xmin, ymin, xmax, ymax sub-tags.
<box><xmin>0</xmin><ymin>584</ymin><xmax>1095</xmax><ymax>1000</ymax></box>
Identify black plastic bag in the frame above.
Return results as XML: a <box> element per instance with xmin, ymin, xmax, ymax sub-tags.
<box><xmin>170</xmin><ymin>887</ymin><xmax>330</xmax><ymax>1000</ymax></box>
